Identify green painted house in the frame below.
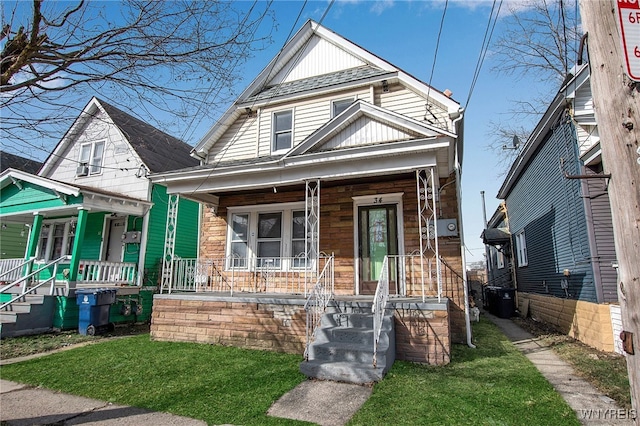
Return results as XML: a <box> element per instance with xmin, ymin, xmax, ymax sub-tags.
<box><xmin>0</xmin><ymin>97</ymin><xmax>200</xmax><ymax>337</ymax></box>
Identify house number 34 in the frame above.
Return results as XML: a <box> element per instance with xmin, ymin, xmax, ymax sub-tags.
<box><xmin>373</xmin><ymin>197</ymin><xmax>383</xmax><ymax>204</ymax></box>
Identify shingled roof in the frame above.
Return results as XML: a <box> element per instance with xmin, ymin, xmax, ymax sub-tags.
<box><xmin>97</xmin><ymin>99</ymin><xmax>199</xmax><ymax>173</ymax></box>
<box><xmin>1</xmin><ymin>151</ymin><xmax>42</xmax><ymax>174</ymax></box>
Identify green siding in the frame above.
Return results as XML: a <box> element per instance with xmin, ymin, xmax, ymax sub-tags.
<box><xmin>143</xmin><ymin>184</ymin><xmax>199</xmax><ymax>286</ymax></box>
<box><xmin>79</xmin><ymin>212</ymin><xmax>107</xmax><ymax>261</ymax></box>
<box><xmin>0</xmin><ymin>182</ymin><xmax>82</xmax><ymax>214</ymax></box>
<box><xmin>122</xmin><ymin>215</ymin><xmax>143</xmax><ymax>264</ymax></box>
<box><xmin>0</xmin><ymin>223</ymin><xmax>28</xmax><ymax>259</ymax></box>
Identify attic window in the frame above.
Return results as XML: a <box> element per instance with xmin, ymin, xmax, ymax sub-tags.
<box><xmin>332</xmin><ymin>98</ymin><xmax>353</xmax><ymax>117</ymax></box>
<box><xmin>272</xmin><ymin>110</ymin><xmax>292</xmax><ymax>154</ymax></box>
<box><xmin>78</xmin><ymin>141</ymin><xmax>105</xmax><ymax>176</ymax></box>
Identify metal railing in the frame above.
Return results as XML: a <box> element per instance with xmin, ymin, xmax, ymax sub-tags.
<box><xmin>0</xmin><ymin>256</ymin><xmax>68</xmax><ymax>310</ymax></box>
<box><xmin>372</xmin><ymin>256</ymin><xmax>390</xmax><ymax>368</ymax></box>
<box><xmin>304</xmin><ymin>253</ymin><xmax>335</xmax><ymax>360</ymax></box>
<box><xmin>77</xmin><ymin>260</ymin><xmax>137</xmax><ymax>285</ymax></box>
<box><xmin>387</xmin><ymin>253</ymin><xmax>443</xmax><ymax>301</ymax></box>
<box><xmin>168</xmin><ymin>255</ymin><xmax>327</xmax><ymax>295</ymax></box>
<box><xmin>0</xmin><ymin>258</ymin><xmax>33</xmax><ymax>283</ymax></box>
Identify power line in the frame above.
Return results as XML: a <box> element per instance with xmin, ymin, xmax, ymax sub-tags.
<box><xmin>425</xmin><ymin>0</ymin><xmax>448</xmax><ymax>104</ymax></box>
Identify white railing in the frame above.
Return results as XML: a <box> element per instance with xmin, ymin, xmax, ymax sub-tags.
<box><xmin>387</xmin><ymin>253</ymin><xmax>443</xmax><ymax>301</ymax></box>
<box><xmin>0</xmin><ymin>256</ymin><xmax>68</xmax><ymax>310</ymax></box>
<box><xmin>372</xmin><ymin>256</ymin><xmax>390</xmax><ymax>368</ymax></box>
<box><xmin>0</xmin><ymin>258</ymin><xmax>33</xmax><ymax>283</ymax></box>
<box><xmin>304</xmin><ymin>253</ymin><xmax>335</xmax><ymax>360</ymax></box>
<box><xmin>77</xmin><ymin>260</ymin><xmax>137</xmax><ymax>285</ymax></box>
<box><xmin>168</xmin><ymin>255</ymin><xmax>327</xmax><ymax>295</ymax></box>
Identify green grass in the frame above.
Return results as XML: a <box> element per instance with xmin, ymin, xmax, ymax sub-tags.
<box><xmin>0</xmin><ymin>319</ymin><xmax>580</xmax><ymax>426</ymax></box>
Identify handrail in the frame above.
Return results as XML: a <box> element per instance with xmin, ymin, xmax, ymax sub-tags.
<box><xmin>0</xmin><ymin>256</ymin><xmax>68</xmax><ymax>310</ymax></box>
<box><xmin>371</xmin><ymin>256</ymin><xmax>390</xmax><ymax>368</ymax></box>
<box><xmin>0</xmin><ymin>258</ymin><xmax>34</xmax><ymax>282</ymax></box>
<box><xmin>303</xmin><ymin>253</ymin><xmax>335</xmax><ymax>360</ymax></box>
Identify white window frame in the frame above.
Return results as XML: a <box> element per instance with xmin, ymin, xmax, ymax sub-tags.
<box><xmin>497</xmin><ymin>247</ymin><xmax>505</xmax><ymax>269</ymax></box>
<box><xmin>271</xmin><ymin>109</ymin><xmax>293</xmax><ymax>154</ymax></box>
<box><xmin>36</xmin><ymin>219</ymin><xmax>77</xmax><ymax>262</ymax></box>
<box><xmin>515</xmin><ymin>230</ymin><xmax>528</xmax><ymax>267</ymax></box>
<box><xmin>331</xmin><ymin>98</ymin><xmax>354</xmax><ymax>117</ymax></box>
<box><xmin>226</xmin><ymin>202</ymin><xmax>310</xmax><ymax>271</ymax></box>
<box><xmin>78</xmin><ymin>140</ymin><xmax>105</xmax><ymax>176</ymax></box>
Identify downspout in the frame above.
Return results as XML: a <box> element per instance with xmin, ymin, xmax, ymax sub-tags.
<box><xmin>452</xmin><ymin>110</ymin><xmax>476</xmax><ymax>349</ymax></box>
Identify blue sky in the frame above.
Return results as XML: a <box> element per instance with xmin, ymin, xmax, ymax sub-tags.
<box><xmin>2</xmin><ymin>0</ymin><xmax>565</xmax><ymax>266</ymax></box>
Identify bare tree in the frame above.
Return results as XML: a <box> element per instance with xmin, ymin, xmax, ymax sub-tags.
<box><xmin>0</xmin><ymin>0</ymin><xmax>275</xmax><ymax>158</ymax></box>
<box><xmin>487</xmin><ymin>0</ymin><xmax>582</xmax><ymax>172</ymax></box>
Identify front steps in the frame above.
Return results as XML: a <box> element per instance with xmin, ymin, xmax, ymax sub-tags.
<box><xmin>300</xmin><ymin>303</ymin><xmax>395</xmax><ymax>384</ymax></box>
<box><xmin>0</xmin><ymin>286</ymin><xmax>57</xmax><ymax>338</ymax></box>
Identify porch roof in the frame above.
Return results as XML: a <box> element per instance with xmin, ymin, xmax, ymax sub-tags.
<box><xmin>0</xmin><ymin>168</ymin><xmax>152</xmax><ymax>222</ymax></box>
<box><xmin>481</xmin><ymin>228</ymin><xmax>511</xmax><ymax>246</ymax></box>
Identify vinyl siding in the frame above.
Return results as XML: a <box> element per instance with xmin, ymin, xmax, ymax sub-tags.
<box><xmin>505</xmin><ymin>120</ymin><xmax>597</xmax><ymax>302</ymax></box>
<box><xmin>0</xmin><ymin>182</ymin><xmax>82</xmax><ymax>214</ymax></box>
<box><xmin>0</xmin><ymin>224</ymin><xmax>28</xmax><ymax>259</ymax></box>
<box><xmin>41</xmin><ymin>108</ymin><xmax>151</xmax><ymax>201</ymax></box>
<box><xmin>81</xmin><ymin>212</ymin><xmax>108</xmax><ymax>261</ymax></box>
<box><xmin>378</xmin><ymin>84</ymin><xmax>449</xmax><ymax>130</ymax></box>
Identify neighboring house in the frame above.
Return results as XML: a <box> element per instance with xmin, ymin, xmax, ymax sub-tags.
<box><xmin>0</xmin><ymin>152</ymin><xmax>42</xmax><ymax>259</ymax></box>
<box><xmin>485</xmin><ymin>63</ymin><xmax>622</xmax><ymax>353</ymax></box>
<box><xmin>0</xmin><ymin>97</ymin><xmax>200</xmax><ymax>337</ymax></box>
<box><xmin>149</xmin><ymin>20</ymin><xmax>471</xmax><ymax>382</ymax></box>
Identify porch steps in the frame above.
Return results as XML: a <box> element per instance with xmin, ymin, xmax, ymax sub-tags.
<box><xmin>0</xmin><ymin>288</ymin><xmax>55</xmax><ymax>338</ymax></box>
<box><xmin>299</xmin><ymin>309</ymin><xmax>395</xmax><ymax>384</ymax></box>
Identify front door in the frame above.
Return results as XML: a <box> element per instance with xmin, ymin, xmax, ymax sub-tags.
<box><xmin>106</xmin><ymin>217</ymin><xmax>126</xmax><ymax>262</ymax></box>
<box><xmin>358</xmin><ymin>205</ymin><xmax>398</xmax><ymax>295</ymax></box>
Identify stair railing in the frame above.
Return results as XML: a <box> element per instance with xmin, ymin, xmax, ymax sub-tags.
<box><xmin>0</xmin><ymin>256</ymin><xmax>68</xmax><ymax>310</ymax></box>
<box><xmin>372</xmin><ymin>256</ymin><xmax>390</xmax><ymax>368</ymax></box>
<box><xmin>0</xmin><ymin>258</ymin><xmax>34</xmax><ymax>283</ymax></box>
<box><xmin>303</xmin><ymin>253</ymin><xmax>334</xmax><ymax>360</ymax></box>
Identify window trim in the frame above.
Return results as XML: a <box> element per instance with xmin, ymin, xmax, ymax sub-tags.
<box><xmin>271</xmin><ymin>109</ymin><xmax>293</xmax><ymax>154</ymax></box>
<box><xmin>36</xmin><ymin>219</ymin><xmax>77</xmax><ymax>262</ymax></box>
<box><xmin>497</xmin><ymin>247</ymin><xmax>505</xmax><ymax>269</ymax></box>
<box><xmin>78</xmin><ymin>140</ymin><xmax>105</xmax><ymax>176</ymax></box>
<box><xmin>515</xmin><ymin>230</ymin><xmax>528</xmax><ymax>267</ymax></box>
<box><xmin>226</xmin><ymin>202</ymin><xmax>310</xmax><ymax>271</ymax></box>
<box><xmin>331</xmin><ymin>98</ymin><xmax>354</xmax><ymax>117</ymax></box>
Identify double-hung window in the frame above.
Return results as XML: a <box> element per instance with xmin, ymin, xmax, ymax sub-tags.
<box><xmin>37</xmin><ymin>220</ymin><xmax>76</xmax><ymax>261</ymax></box>
<box><xmin>79</xmin><ymin>141</ymin><xmax>105</xmax><ymax>175</ymax></box>
<box><xmin>272</xmin><ymin>110</ymin><xmax>292</xmax><ymax>153</ymax></box>
<box><xmin>515</xmin><ymin>230</ymin><xmax>528</xmax><ymax>267</ymax></box>
<box><xmin>227</xmin><ymin>203</ymin><xmax>310</xmax><ymax>271</ymax></box>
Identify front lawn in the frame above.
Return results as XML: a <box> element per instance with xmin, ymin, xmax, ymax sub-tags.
<box><xmin>0</xmin><ymin>319</ymin><xmax>579</xmax><ymax>425</ymax></box>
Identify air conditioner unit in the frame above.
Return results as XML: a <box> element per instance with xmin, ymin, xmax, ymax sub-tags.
<box><xmin>76</xmin><ymin>164</ymin><xmax>89</xmax><ymax>177</ymax></box>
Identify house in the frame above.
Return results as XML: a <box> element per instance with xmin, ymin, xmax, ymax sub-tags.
<box><xmin>484</xmin><ymin>63</ymin><xmax>622</xmax><ymax>353</ymax></box>
<box><xmin>0</xmin><ymin>152</ymin><xmax>42</xmax><ymax>259</ymax></box>
<box><xmin>0</xmin><ymin>97</ymin><xmax>200</xmax><ymax>337</ymax></box>
<box><xmin>149</xmin><ymin>20</ymin><xmax>471</xmax><ymax>382</ymax></box>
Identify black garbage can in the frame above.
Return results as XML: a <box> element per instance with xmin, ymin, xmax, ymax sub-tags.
<box><xmin>76</xmin><ymin>288</ymin><xmax>117</xmax><ymax>335</ymax></box>
<box><xmin>495</xmin><ymin>287</ymin><xmax>516</xmax><ymax>318</ymax></box>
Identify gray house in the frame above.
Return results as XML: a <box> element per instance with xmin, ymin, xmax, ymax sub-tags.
<box><xmin>485</xmin><ymin>63</ymin><xmax>622</xmax><ymax>353</ymax></box>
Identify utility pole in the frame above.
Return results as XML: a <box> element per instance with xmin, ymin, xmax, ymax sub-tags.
<box><xmin>580</xmin><ymin>0</ymin><xmax>640</xmax><ymax>415</ymax></box>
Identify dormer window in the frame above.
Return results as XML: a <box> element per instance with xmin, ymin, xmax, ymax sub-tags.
<box><xmin>272</xmin><ymin>110</ymin><xmax>292</xmax><ymax>154</ymax></box>
<box><xmin>332</xmin><ymin>98</ymin><xmax>353</xmax><ymax>117</ymax></box>
<box><xmin>78</xmin><ymin>141</ymin><xmax>105</xmax><ymax>176</ymax></box>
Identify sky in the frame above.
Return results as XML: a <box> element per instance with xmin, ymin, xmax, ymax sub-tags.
<box><xmin>1</xmin><ymin>0</ymin><xmax>570</xmax><ymax>266</ymax></box>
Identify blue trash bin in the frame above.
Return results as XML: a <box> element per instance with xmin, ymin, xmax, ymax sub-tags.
<box><xmin>76</xmin><ymin>288</ymin><xmax>117</xmax><ymax>335</ymax></box>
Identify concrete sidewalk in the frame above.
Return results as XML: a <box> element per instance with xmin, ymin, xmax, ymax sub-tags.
<box><xmin>485</xmin><ymin>312</ymin><xmax>636</xmax><ymax>426</ymax></box>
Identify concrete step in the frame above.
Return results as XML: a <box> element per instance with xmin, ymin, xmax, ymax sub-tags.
<box><xmin>1</xmin><ymin>312</ymin><xmax>18</xmax><ymax>323</ymax></box>
<box><xmin>0</xmin><ymin>302</ymin><xmax>33</xmax><ymax>313</ymax></box>
<box><xmin>0</xmin><ymin>296</ymin><xmax>55</xmax><ymax>338</ymax></box>
<box><xmin>321</xmin><ymin>312</ymin><xmax>375</xmax><ymax>329</ymax></box>
<box><xmin>299</xmin><ymin>360</ymin><xmax>385</xmax><ymax>384</ymax></box>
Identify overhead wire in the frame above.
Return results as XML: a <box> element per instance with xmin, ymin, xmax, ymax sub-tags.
<box><xmin>425</xmin><ymin>0</ymin><xmax>448</xmax><ymax>106</ymax></box>
<box><xmin>464</xmin><ymin>0</ymin><xmax>503</xmax><ymax>109</ymax></box>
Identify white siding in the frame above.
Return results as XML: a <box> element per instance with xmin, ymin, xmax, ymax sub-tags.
<box><xmin>577</xmin><ymin>124</ymin><xmax>600</xmax><ymax>157</ymax></box>
<box><xmin>270</xmin><ymin>37</ymin><xmax>366</xmax><ymax>85</ymax></box>
<box><xmin>318</xmin><ymin>116</ymin><xmax>416</xmax><ymax>151</ymax></box>
<box><xmin>379</xmin><ymin>84</ymin><xmax>450</xmax><ymax>131</ymax></box>
<box><xmin>207</xmin><ymin>115</ymin><xmax>259</xmax><ymax>162</ymax></box>
<box><xmin>43</xmin><ymin>110</ymin><xmax>150</xmax><ymax>200</ymax></box>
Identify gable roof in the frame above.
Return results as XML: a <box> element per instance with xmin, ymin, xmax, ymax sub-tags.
<box><xmin>39</xmin><ymin>97</ymin><xmax>198</xmax><ymax>176</ymax></box>
<box><xmin>193</xmin><ymin>19</ymin><xmax>461</xmax><ymax>158</ymax></box>
<box><xmin>1</xmin><ymin>151</ymin><xmax>42</xmax><ymax>174</ymax></box>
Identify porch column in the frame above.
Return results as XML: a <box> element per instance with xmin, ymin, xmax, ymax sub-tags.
<box><xmin>161</xmin><ymin>194</ymin><xmax>179</xmax><ymax>293</ymax></box>
<box><xmin>68</xmin><ymin>208</ymin><xmax>89</xmax><ymax>286</ymax></box>
<box><xmin>416</xmin><ymin>168</ymin><xmax>440</xmax><ymax>301</ymax></box>
<box><xmin>305</xmin><ymin>179</ymin><xmax>320</xmax><ymax>295</ymax></box>
<box><xmin>24</xmin><ymin>213</ymin><xmax>43</xmax><ymax>274</ymax></box>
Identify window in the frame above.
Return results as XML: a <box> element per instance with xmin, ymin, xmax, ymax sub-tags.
<box><xmin>227</xmin><ymin>203</ymin><xmax>310</xmax><ymax>271</ymax></box>
<box><xmin>497</xmin><ymin>249</ymin><xmax>505</xmax><ymax>269</ymax></box>
<box><xmin>515</xmin><ymin>230</ymin><xmax>528</xmax><ymax>267</ymax></box>
<box><xmin>332</xmin><ymin>98</ymin><xmax>353</xmax><ymax>117</ymax></box>
<box><xmin>79</xmin><ymin>141</ymin><xmax>105</xmax><ymax>175</ymax></box>
<box><xmin>272</xmin><ymin>110</ymin><xmax>292</xmax><ymax>153</ymax></box>
<box><xmin>36</xmin><ymin>220</ymin><xmax>76</xmax><ymax>261</ymax></box>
